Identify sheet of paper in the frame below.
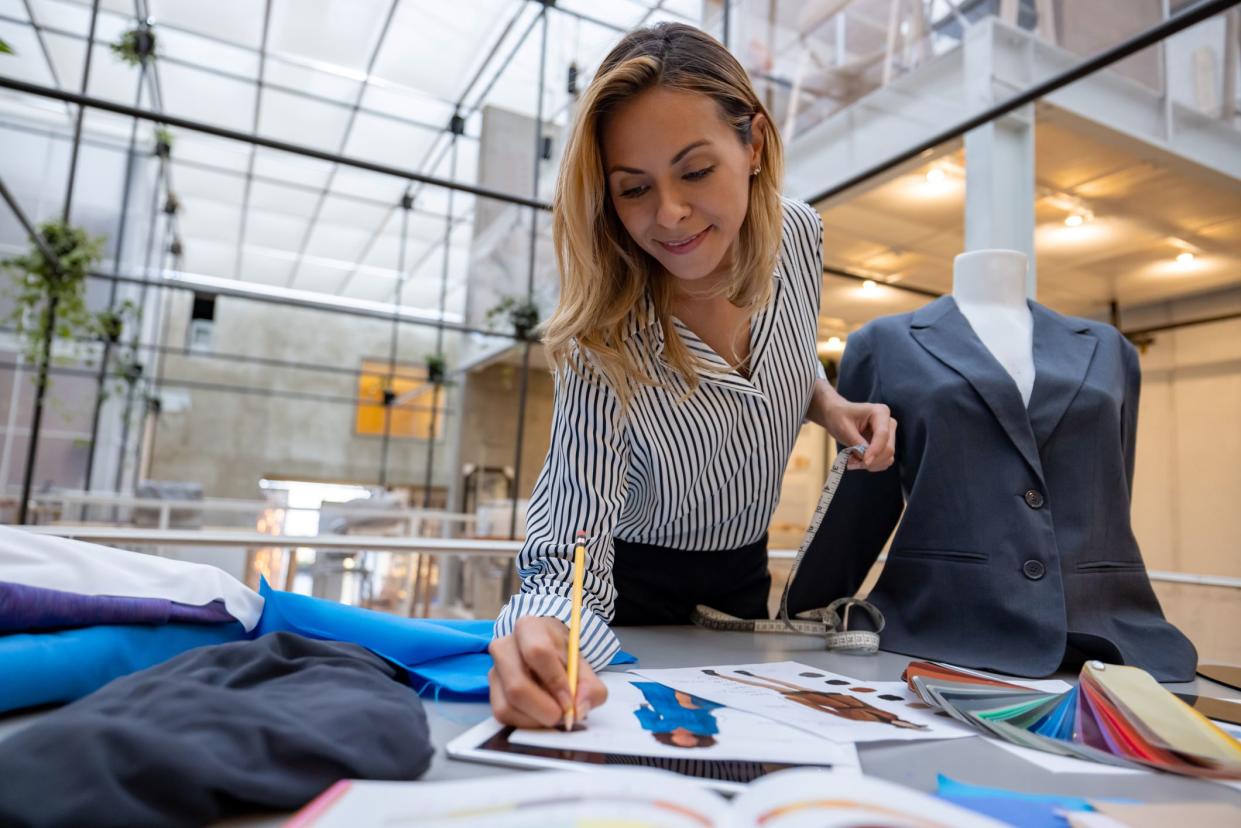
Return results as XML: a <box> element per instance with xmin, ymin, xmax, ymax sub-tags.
<box><xmin>632</xmin><ymin>662</ymin><xmax>974</xmax><ymax>743</ymax></box>
<box><xmin>508</xmin><ymin>673</ymin><xmax>861</xmax><ymax>769</ymax></box>
<box><xmin>289</xmin><ymin>769</ymin><xmax>731</xmax><ymax>828</ymax></box>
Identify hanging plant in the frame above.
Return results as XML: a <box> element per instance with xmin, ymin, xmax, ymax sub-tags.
<box><xmin>1</xmin><ymin>219</ymin><xmax>106</xmax><ymax>371</ymax></box>
<box><xmin>95</xmin><ymin>299</ymin><xmax>141</xmax><ymax>344</ymax></box>
<box><xmin>169</xmin><ymin>237</ymin><xmax>184</xmax><ymax>258</ymax></box>
<box><xmin>153</xmin><ymin>126</ymin><xmax>173</xmax><ymax>159</ymax></box>
<box><xmin>162</xmin><ymin>192</ymin><xmax>181</xmax><ymax>216</ymax></box>
<box><xmin>111</xmin><ymin>26</ymin><xmax>156</xmax><ymax>67</ymax></box>
<box><xmin>485</xmin><ymin>295</ymin><xmax>540</xmax><ymax>341</ymax></box>
<box><xmin>425</xmin><ymin>353</ymin><xmax>447</xmax><ymax>385</ymax></box>
<box><xmin>0</xmin><ymin>38</ymin><xmax>14</xmax><ymax>55</ymax></box>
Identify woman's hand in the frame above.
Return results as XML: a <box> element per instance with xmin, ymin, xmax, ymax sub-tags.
<box><xmin>488</xmin><ymin>615</ymin><xmax>609</xmax><ymax>728</ymax></box>
<box><xmin>807</xmin><ymin>378</ymin><xmax>897</xmax><ymax>472</ymax></box>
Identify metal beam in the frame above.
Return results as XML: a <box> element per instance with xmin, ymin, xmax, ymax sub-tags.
<box><xmin>233</xmin><ymin>0</ymin><xmax>273</xmax><ymax>283</ymax></box>
<box><xmin>0</xmin><ymin>75</ymin><xmax>553</xmax><ymax>212</ymax></box>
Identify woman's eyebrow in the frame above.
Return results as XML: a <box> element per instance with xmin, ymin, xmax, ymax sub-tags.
<box><xmin>608</xmin><ymin>139</ymin><xmax>711</xmax><ymax>175</ymax></box>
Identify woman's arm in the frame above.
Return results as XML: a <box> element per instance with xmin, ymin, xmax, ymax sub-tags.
<box><xmin>490</xmin><ymin>349</ymin><xmax>629</xmax><ymax>726</ymax></box>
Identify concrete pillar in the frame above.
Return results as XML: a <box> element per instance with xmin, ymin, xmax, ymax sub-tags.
<box><xmin>963</xmin><ymin>21</ymin><xmax>1038</xmax><ymax>297</ymax></box>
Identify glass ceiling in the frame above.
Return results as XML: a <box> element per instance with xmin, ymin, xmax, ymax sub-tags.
<box><xmin>0</xmin><ymin>0</ymin><xmax>706</xmax><ymax>322</ymax></box>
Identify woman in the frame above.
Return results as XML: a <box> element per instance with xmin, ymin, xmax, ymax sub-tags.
<box><xmin>489</xmin><ymin>23</ymin><xmax>896</xmax><ymax>729</ymax></box>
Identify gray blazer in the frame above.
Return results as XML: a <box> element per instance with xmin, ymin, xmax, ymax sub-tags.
<box><xmin>789</xmin><ymin>296</ymin><xmax>1197</xmax><ymax>681</ymax></box>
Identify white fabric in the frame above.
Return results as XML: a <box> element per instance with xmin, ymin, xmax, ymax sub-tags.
<box><xmin>0</xmin><ymin>527</ymin><xmax>264</xmax><ymax>631</ymax></box>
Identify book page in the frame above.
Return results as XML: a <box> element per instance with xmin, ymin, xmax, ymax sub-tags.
<box><xmin>291</xmin><ymin>768</ymin><xmax>731</xmax><ymax>828</ymax></box>
<box><xmin>727</xmin><ymin>769</ymin><xmax>1007</xmax><ymax>828</ymax></box>
<box><xmin>509</xmin><ymin>672</ymin><xmax>860</xmax><ymax>769</ymax></box>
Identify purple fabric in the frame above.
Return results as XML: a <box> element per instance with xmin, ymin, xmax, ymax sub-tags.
<box><xmin>0</xmin><ymin>581</ymin><xmax>235</xmax><ymax>632</ymax></box>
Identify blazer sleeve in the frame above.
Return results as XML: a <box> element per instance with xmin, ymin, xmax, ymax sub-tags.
<box><xmin>787</xmin><ymin>325</ymin><xmax>905</xmax><ymax>613</ymax></box>
<box><xmin>1120</xmin><ymin>336</ymin><xmax>1141</xmax><ymax>496</ymax></box>
<box><xmin>493</xmin><ymin>349</ymin><xmax>628</xmax><ymax>671</ymax></box>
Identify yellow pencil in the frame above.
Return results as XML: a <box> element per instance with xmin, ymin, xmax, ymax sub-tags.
<box><xmin>565</xmin><ymin>530</ymin><xmax>587</xmax><ymax>731</ymax></box>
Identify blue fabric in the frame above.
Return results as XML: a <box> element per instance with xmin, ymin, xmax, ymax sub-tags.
<box><xmin>0</xmin><ymin>622</ymin><xmax>245</xmax><ymax>713</ymax></box>
<box><xmin>256</xmin><ymin>579</ymin><xmax>635</xmax><ymax>698</ymax></box>
<box><xmin>937</xmin><ymin>776</ymin><xmax>1101</xmax><ymax>828</ymax></box>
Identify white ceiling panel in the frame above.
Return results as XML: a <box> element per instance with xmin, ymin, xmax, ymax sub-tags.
<box><xmin>262</xmin><ymin>58</ymin><xmax>362</xmax><ymax>107</ymax></box>
<box><xmin>303</xmin><ymin>222</ymin><xmax>370</xmax><ymax>262</ymax></box>
<box><xmin>171</xmin><ymin>131</ymin><xmax>252</xmax><ymax>173</ymax></box>
<box><xmin>249</xmin><ymin>147</ymin><xmax>335</xmax><ymax>191</ymax></box>
<box><xmin>178</xmin><ymin>236</ymin><xmax>234</xmax><ymax>279</ymax></box>
<box><xmin>358</xmin><ymin>85</ymin><xmax>453</xmax><ymax>132</ymax></box>
<box><xmin>370</xmin><ymin>0</ymin><xmax>513</xmax><ymax>101</ymax></box>
<box><xmin>248</xmin><ymin>179</ymin><xmax>319</xmax><ymax>218</ymax></box>
<box><xmin>291</xmin><ymin>259</ymin><xmax>352</xmax><ymax>294</ymax></box>
<box><xmin>268</xmin><ymin>0</ymin><xmax>391</xmax><ymax>72</ymax></box>
<box><xmin>158</xmin><ymin>59</ymin><xmax>257</xmax><ymax>133</ymax></box>
<box><xmin>148</xmin><ymin>0</ymin><xmax>266</xmax><ymax>50</ymax></box>
<box><xmin>257</xmin><ymin>87</ymin><xmax>349</xmax><ymax>153</ymax></box>
<box><xmin>27</xmin><ymin>0</ymin><xmax>92</xmax><ymax>36</ymax></box>
<box><xmin>318</xmin><ymin>194</ymin><xmax>390</xmax><ymax>230</ymax></box>
<box><xmin>329</xmin><ymin>168</ymin><xmax>406</xmax><ymax>203</ymax></box>
<box><xmin>155</xmin><ymin>26</ymin><xmax>258</xmax><ymax>80</ymax></box>
<box><xmin>341</xmin><ymin>111</ymin><xmax>439</xmax><ymax>170</ymax></box>
<box><xmin>170</xmin><ymin>161</ymin><xmax>247</xmax><ymax>203</ymax></box>
<box><xmin>237</xmin><ymin>246</ymin><xmax>294</xmax><ymax>285</ymax></box>
<box><xmin>177</xmin><ymin>197</ymin><xmax>241</xmax><ymax>246</ymax></box>
<box><xmin>243</xmin><ymin>211</ymin><xmax>309</xmax><ymax>252</ymax></box>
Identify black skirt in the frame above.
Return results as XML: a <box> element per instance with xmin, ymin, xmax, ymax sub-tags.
<box><xmin>611</xmin><ymin>533</ymin><xmax>772</xmax><ymax>626</ymax></box>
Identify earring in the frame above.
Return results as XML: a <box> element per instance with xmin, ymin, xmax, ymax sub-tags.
<box><xmin>751</xmin><ymin>165</ymin><xmax>761</xmax><ymax>176</ymax></box>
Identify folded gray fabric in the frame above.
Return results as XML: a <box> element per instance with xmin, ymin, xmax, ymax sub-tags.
<box><xmin>0</xmin><ymin>632</ymin><xmax>433</xmax><ymax>828</ymax></box>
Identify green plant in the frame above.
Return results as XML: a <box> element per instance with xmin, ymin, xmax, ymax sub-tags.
<box><xmin>425</xmin><ymin>353</ymin><xmax>447</xmax><ymax>385</ymax></box>
<box><xmin>153</xmin><ymin>127</ymin><xmax>173</xmax><ymax>159</ymax></box>
<box><xmin>0</xmin><ymin>38</ymin><xmax>14</xmax><ymax>55</ymax></box>
<box><xmin>111</xmin><ymin>26</ymin><xmax>156</xmax><ymax>67</ymax></box>
<box><xmin>485</xmin><ymin>295</ymin><xmax>540</xmax><ymax>341</ymax></box>
<box><xmin>2</xmin><ymin>220</ymin><xmax>105</xmax><ymax>369</ymax></box>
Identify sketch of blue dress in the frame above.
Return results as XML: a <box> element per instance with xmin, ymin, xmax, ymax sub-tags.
<box><xmin>632</xmin><ymin>681</ymin><xmax>724</xmax><ymax>735</ymax></box>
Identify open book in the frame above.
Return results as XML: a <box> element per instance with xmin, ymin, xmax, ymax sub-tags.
<box><xmin>289</xmin><ymin>767</ymin><xmax>1004</xmax><ymax>827</ymax></box>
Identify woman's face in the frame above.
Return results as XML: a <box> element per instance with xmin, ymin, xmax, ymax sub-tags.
<box><xmin>601</xmin><ymin>87</ymin><xmax>764</xmax><ymax>286</ymax></box>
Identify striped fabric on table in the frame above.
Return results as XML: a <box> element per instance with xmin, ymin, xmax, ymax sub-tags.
<box><xmin>495</xmin><ymin>197</ymin><xmax>827</xmax><ymax>669</ymax></box>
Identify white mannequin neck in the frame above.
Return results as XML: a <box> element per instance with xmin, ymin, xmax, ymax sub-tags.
<box><xmin>952</xmin><ymin>249</ymin><xmax>1036</xmax><ymax>407</ymax></box>
<box><xmin>952</xmin><ymin>249</ymin><xmax>1028</xmax><ymax>310</ymax></box>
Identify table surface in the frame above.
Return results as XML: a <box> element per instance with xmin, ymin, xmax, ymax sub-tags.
<box><xmin>3</xmin><ymin>626</ymin><xmax>1239</xmax><ymax>826</ymax></box>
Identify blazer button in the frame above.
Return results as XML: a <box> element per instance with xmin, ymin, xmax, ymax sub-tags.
<box><xmin>1023</xmin><ymin>560</ymin><xmax>1046</xmax><ymax>580</ymax></box>
<box><xmin>1024</xmin><ymin>489</ymin><xmax>1045</xmax><ymax>509</ymax></box>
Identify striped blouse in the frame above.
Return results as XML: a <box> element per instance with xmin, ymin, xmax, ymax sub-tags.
<box><xmin>493</xmin><ymin>197</ymin><xmax>826</xmax><ymax>669</ymax></box>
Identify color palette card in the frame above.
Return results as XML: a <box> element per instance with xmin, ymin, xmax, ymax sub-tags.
<box><xmin>902</xmin><ymin>661</ymin><xmax>1241</xmax><ymax>780</ymax></box>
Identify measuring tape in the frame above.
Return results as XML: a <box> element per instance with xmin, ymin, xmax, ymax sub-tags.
<box><xmin>691</xmin><ymin>443</ymin><xmax>885</xmax><ymax>654</ymax></box>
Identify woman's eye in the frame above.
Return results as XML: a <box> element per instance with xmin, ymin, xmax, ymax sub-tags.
<box><xmin>619</xmin><ymin>185</ymin><xmax>648</xmax><ymax>199</ymax></box>
<box><xmin>685</xmin><ymin>166</ymin><xmax>715</xmax><ymax>181</ymax></box>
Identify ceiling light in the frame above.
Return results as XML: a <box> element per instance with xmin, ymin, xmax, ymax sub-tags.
<box><xmin>862</xmin><ymin>279</ymin><xmax>878</xmax><ymax>293</ymax></box>
<box><xmin>1176</xmin><ymin>252</ymin><xmax>1195</xmax><ymax>264</ymax></box>
<box><xmin>828</xmin><ymin>336</ymin><xmax>842</xmax><ymax>348</ymax></box>
<box><xmin>1064</xmin><ymin>214</ymin><xmax>1084</xmax><ymax>227</ymax></box>
<box><xmin>925</xmin><ymin>168</ymin><xmax>945</xmax><ymax>185</ymax></box>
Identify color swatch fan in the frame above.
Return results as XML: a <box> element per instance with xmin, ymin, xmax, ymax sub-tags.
<box><xmin>903</xmin><ymin>661</ymin><xmax>1241</xmax><ymax>779</ymax></box>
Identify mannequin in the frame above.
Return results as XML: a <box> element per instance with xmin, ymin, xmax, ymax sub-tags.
<box><xmin>952</xmin><ymin>250</ymin><xmax>1035</xmax><ymax>406</ymax></box>
<box><xmin>789</xmin><ymin>254</ymin><xmax>1198</xmax><ymax>681</ymax></box>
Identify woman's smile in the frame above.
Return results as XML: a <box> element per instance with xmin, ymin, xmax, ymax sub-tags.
<box><xmin>658</xmin><ymin>226</ymin><xmax>712</xmax><ymax>255</ymax></box>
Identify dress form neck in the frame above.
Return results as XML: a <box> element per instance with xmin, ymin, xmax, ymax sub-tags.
<box><xmin>952</xmin><ymin>250</ymin><xmax>1035</xmax><ymax>407</ymax></box>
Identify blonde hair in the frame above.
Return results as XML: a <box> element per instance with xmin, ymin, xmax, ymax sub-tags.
<box><xmin>545</xmin><ymin>22</ymin><xmax>784</xmax><ymax>403</ymax></box>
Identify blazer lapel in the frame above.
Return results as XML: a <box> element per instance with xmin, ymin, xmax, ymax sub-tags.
<box><xmin>1027</xmin><ymin>301</ymin><xmax>1097</xmax><ymax>449</ymax></box>
<box><xmin>910</xmin><ymin>296</ymin><xmax>1045</xmax><ymax>483</ymax></box>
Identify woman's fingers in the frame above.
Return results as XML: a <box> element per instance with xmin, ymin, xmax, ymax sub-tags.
<box><xmin>516</xmin><ymin>618</ymin><xmax>573</xmax><ymax>712</ymax></box>
<box><xmin>488</xmin><ymin>632</ymin><xmax>564</xmax><ymax>727</ymax></box>
<box><xmin>861</xmin><ymin>404</ymin><xmax>892</xmax><ymax>470</ymax></box>
<box><xmin>488</xmin><ymin>667</ymin><xmax>552</xmax><ymax>729</ymax></box>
